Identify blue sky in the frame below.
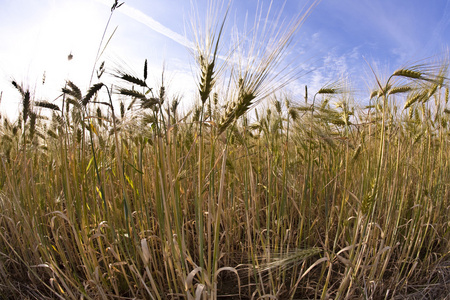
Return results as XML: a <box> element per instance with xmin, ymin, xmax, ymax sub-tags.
<box><xmin>0</xmin><ymin>0</ymin><xmax>449</xmax><ymax>119</ymax></box>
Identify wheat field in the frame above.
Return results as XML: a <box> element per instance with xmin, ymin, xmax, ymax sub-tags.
<box><xmin>0</xmin><ymin>1</ymin><xmax>449</xmax><ymax>299</ymax></box>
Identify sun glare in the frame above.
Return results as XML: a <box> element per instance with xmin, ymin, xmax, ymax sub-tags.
<box><xmin>37</xmin><ymin>2</ymin><xmax>106</xmax><ymax>88</ymax></box>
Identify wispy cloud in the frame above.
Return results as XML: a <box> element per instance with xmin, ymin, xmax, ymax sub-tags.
<box><xmin>425</xmin><ymin>0</ymin><xmax>450</xmax><ymax>54</ymax></box>
<box><xmin>94</xmin><ymin>0</ymin><xmax>194</xmax><ymax>50</ymax></box>
<box><xmin>319</xmin><ymin>0</ymin><xmax>421</xmax><ymax>62</ymax></box>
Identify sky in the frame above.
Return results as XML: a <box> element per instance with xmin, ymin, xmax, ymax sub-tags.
<box><xmin>0</xmin><ymin>0</ymin><xmax>449</xmax><ymax>120</ymax></box>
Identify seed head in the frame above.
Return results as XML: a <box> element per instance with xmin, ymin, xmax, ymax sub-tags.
<box><xmin>392</xmin><ymin>69</ymin><xmax>422</xmax><ymax>79</ymax></box>
<box><xmin>388</xmin><ymin>85</ymin><xmax>413</xmax><ymax>95</ymax></box>
<box><xmin>317</xmin><ymin>88</ymin><xmax>336</xmax><ymax>95</ymax></box>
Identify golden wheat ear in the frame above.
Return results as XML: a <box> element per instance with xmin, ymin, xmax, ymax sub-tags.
<box><xmin>217</xmin><ymin>90</ymin><xmax>256</xmax><ymax>134</ymax></box>
<box><xmin>191</xmin><ymin>1</ymin><xmax>230</xmax><ymax>107</ymax></box>
<box><xmin>199</xmin><ymin>60</ymin><xmax>216</xmax><ymax>104</ymax></box>
<box><xmin>392</xmin><ymin>59</ymin><xmax>449</xmax><ymax>86</ymax></box>
<box><xmin>387</xmin><ymin>85</ymin><xmax>413</xmax><ymax>96</ymax></box>
<box><xmin>403</xmin><ymin>91</ymin><xmax>425</xmax><ymax>109</ymax></box>
<box><xmin>392</xmin><ymin>69</ymin><xmax>422</xmax><ymax>79</ymax></box>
